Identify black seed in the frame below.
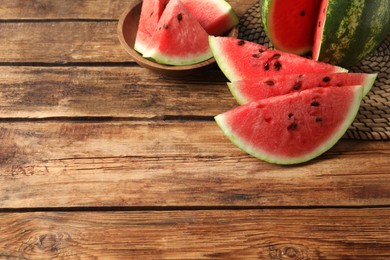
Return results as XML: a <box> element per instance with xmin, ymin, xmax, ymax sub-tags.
<box><xmin>274</xmin><ymin>61</ymin><xmax>282</xmax><ymax>71</ymax></box>
<box><xmin>177</xmin><ymin>13</ymin><xmax>183</xmax><ymax>21</ymax></box>
<box><xmin>293</xmin><ymin>82</ymin><xmax>301</xmax><ymax>90</ymax></box>
<box><xmin>158</xmin><ymin>27</ymin><xmax>161</xmax><ymax>30</ymax></box>
<box><xmin>252</xmin><ymin>53</ymin><xmax>260</xmax><ymax>58</ymax></box>
<box><xmin>318</xmin><ymin>21</ymin><xmax>321</xmax><ymax>27</ymax></box>
<box><xmin>311</xmin><ymin>101</ymin><xmax>320</xmax><ymax>107</ymax></box>
<box><xmin>288</xmin><ymin>122</ymin><xmax>298</xmax><ymax>131</ymax></box>
<box><xmin>265</xmin><ymin>80</ymin><xmax>274</xmax><ymax>86</ymax></box>
<box><xmin>315</xmin><ymin>117</ymin><xmax>323</xmax><ymax>122</ymax></box>
<box><xmin>300</xmin><ymin>10</ymin><xmax>306</xmax><ymax>16</ymax></box>
<box><xmin>237</xmin><ymin>40</ymin><xmax>245</xmax><ymax>46</ymax></box>
<box><xmin>273</xmin><ymin>53</ymin><xmax>281</xmax><ymax>59</ymax></box>
<box><xmin>288</xmin><ymin>113</ymin><xmax>294</xmax><ymax>118</ymax></box>
<box><xmin>259</xmin><ymin>48</ymin><xmax>265</xmax><ymax>53</ymax></box>
<box><xmin>163</xmin><ymin>23</ymin><xmax>169</xmax><ymax>29</ymax></box>
<box><xmin>264</xmin><ymin>63</ymin><xmax>270</xmax><ymax>71</ymax></box>
<box><xmin>322</xmin><ymin>76</ymin><xmax>331</xmax><ymax>82</ymax></box>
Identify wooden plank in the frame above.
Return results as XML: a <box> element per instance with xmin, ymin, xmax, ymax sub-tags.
<box><xmin>1</xmin><ymin>121</ymin><xmax>389</xmax><ymax>208</ymax></box>
<box><xmin>0</xmin><ymin>21</ymin><xmax>129</xmax><ymax>63</ymax></box>
<box><xmin>0</xmin><ymin>67</ymin><xmax>234</xmax><ymax>118</ymax></box>
<box><xmin>0</xmin><ymin>0</ymin><xmax>251</xmax><ymax>19</ymax></box>
<box><xmin>0</xmin><ymin>209</ymin><xmax>389</xmax><ymax>259</ymax></box>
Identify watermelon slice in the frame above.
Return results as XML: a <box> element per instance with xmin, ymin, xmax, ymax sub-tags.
<box><xmin>261</xmin><ymin>0</ymin><xmax>322</xmax><ymax>55</ymax></box>
<box><xmin>228</xmin><ymin>72</ymin><xmax>377</xmax><ymax>104</ymax></box>
<box><xmin>215</xmin><ymin>85</ymin><xmax>363</xmax><ymax>164</ymax></box>
<box><xmin>209</xmin><ymin>36</ymin><xmax>348</xmax><ymax>82</ymax></box>
<box><xmin>143</xmin><ymin>0</ymin><xmax>213</xmax><ymax>65</ymax></box>
<box><xmin>134</xmin><ymin>0</ymin><xmax>169</xmax><ymax>54</ymax></box>
<box><xmin>181</xmin><ymin>0</ymin><xmax>238</xmax><ymax>36</ymax></box>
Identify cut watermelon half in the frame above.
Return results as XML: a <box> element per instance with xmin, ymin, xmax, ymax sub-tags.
<box><xmin>181</xmin><ymin>0</ymin><xmax>238</xmax><ymax>36</ymax></box>
<box><xmin>228</xmin><ymin>72</ymin><xmax>376</xmax><ymax>104</ymax></box>
<box><xmin>143</xmin><ymin>0</ymin><xmax>213</xmax><ymax>65</ymax></box>
<box><xmin>261</xmin><ymin>0</ymin><xmax>322</xmax><ymax>55</ymax></box>
<box><xmin>209</xmin><ymin>36</ymin><xmax>348</xmax><ymax>82</ymax></box>
<box><xmin>215</xmin><ymin>85</ymin><xmax>363</xmax><ymax>164</ymax></box>
<box><xmin>134</xmin><ymin>0</ymin><xmax>169</xmax><ymax>54</ymax></box>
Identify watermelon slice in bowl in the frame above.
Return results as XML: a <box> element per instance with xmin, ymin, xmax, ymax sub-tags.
<box><xmin>117</xmin><ymin>0</ymin><xmax>238</xmax><ymax>77</ymax></box>
<box><xmin>215</xmin><ymin>85</ymin><xmax>364</xmax><ymax>165</ymax></box>
<box><xmin>142</xmin><ymin>0</ymin><xmax>213</xmax><ymax>66</ymax></box>
<box><xmin>227</xmin><ymin>72</ymin><xmax>377</xmax><ymax>104</ymax></box>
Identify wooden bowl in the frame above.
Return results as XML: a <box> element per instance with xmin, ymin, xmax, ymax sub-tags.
<box><xmin>117</xmin><ymin>0</ymin><xmax>238</xmax><ymax>77</ymax></box>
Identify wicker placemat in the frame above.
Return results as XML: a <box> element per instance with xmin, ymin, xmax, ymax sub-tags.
<box><xmin>237</xmin><ymin>3</ymin><xmax>390</xmax><ymax>141</ymax></box>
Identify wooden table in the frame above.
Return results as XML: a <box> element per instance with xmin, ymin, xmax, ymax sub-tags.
<box><xmin>1</xmin><ymin>0</ymin><xmax>389</xmax><ymax>259</ymax></box>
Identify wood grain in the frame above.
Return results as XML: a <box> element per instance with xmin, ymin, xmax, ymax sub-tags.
<box><xmin>0</xmin><ymin>21</ymin><xmax>129</xmax><ymax>63</ymax></box>
<box><xmin>1</xmin><ymin>121</ymin><xmax>389</xmax><ymax>208</ymax></box>
<box><xmin>0</xmin><ymin>0</ymin><xmax>251</xmax><ymax>19</ymax></box>
<box><xmin>0</xmin><ymin>209</ymin><xmax>389</xmax><ymax>259</ymax></box>
<box><xmin>0</xmin><ymin>66</ymin><xmax>233</xmax><ymax>118</ymax></box>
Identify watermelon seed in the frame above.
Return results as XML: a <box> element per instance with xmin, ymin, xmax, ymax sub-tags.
<box><xmin>293</xmin><ymin>82</ymin><xmax>301</xmax><ymax>90</ymax></box>
<box><xmin>274</xmin><ymin>61</ymin><xmax>282</xmax><ymax>71</ymax></box>
<box><xmin>177</xmin><ymin>13</ymin><xmax>183</xmax><ymax>21</ymax></box>
<box><xmin>252</xmin><ymin>53</ymin><xmax>260</xmax><ymax>58</ymax></box>
<box><xmin>288</xmin><ymin>113</ymin><xmax>294</xmax><ymax>119</ymax></box>
<box><xmin>311</xmin><ymin>101</ymin><xmax>320</xmax><ymax>107</ymax></box>
<box><xmin>322</xmin><ymin>76</ymin><xmax>331</xmax><ymax>82</ymax></box>
<box><xmin>318</xmin><ymin>21</ymin><xmax>321</xmax><ymax>27</ymax></box>
<box><xmin>288</xmin><ymin>122</ymin><xmax>298</xmax><ymax>131</ymax></box>
<box><xmin>264</xmin><ymin>63</ymin><xmax>270</xmax><ymax>71</ymax></box>
<box><xmin>300</xmin><ymin>11</ymin><xmax>306</xmax><ymax>16</ymax></box>
<box><xmin>237</xmin><ymin>40</ymin><xmax>245</xmax><ymax>46</ymax></box>
<box><xmin>265</xmin><ymin>80</ymin><xmax>274</xmax><ymax>86</ymax></box>
<box><xmin>316</xmin><ymin>117</ymin><xmax>323</xmax><ymax>122</ymax></box>
<box><xmin>163</xmin><ymin>24</ymin><xmax>169</xmax><ymax>29</ymax></box>
<box><xmin>272</xmin><ymin>53</ymin><xmax>281</xmax><ymax>59</ymax></box>
<box><xmin>259</xmin><ymin>48</ymin><xmax>265</xmax><ymax>53</ymax></box>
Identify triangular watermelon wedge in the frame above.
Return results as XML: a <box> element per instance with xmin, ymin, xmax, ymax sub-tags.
<box><xmin>209</xmin><ymin>36</ymin><xmax>348</xmax><ymax>82</ymax></box>
<box><xmin>143</xmin><ymin>0</ymin><xmax>213</xmax><ymax>65</ymax></box>
<box><xmin>228</xmin><ymin>72</ymin><xmax>376</xmax><ymax>104</ymax></box>
<box><xmin>134</xmin><ymin>0</ymin><xmax>169</xmax><ymax>55</ymax></box>
<box><xmin>215</xmin><ymin>85</ymin><xmax>363</xmax><ymax>164</ymax></box>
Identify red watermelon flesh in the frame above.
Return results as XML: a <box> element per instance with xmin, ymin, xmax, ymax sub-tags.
<box><xmin>312</xmin><ymin>0</ymin><xmax>328</xmax><ymax>61</ymax></box>
<box><xmin>215</xmin><ymin>85</ymin><xmax>363</xmax><ymax>164</ymax></box>
<box><xmin>134</xmin><ymin>0</ymin><xmax>169</xmax><ymax>54</ymax></box>
<box><xmin>263</xmin><ymin>0</ymin><xmax>322</xmax><ymax>55</ymax></box>
<box><xmin>209</xmin><ymin>36</ymin><xmax>348</xmax><ymax>82</ymax></box>
<box><xmin>181</xmin><ymin>0</ymin><xmax>238</xmax><ymax>35</ymax></box>
<box><xmin>143</xmin><ymin>0</ymin><xmax>212</xmax><ymax>65</ymax></box>
<box><xmin>228</xmin><ymin>72</ymin><xmax>376</xmax><ymax>104</ymax></box>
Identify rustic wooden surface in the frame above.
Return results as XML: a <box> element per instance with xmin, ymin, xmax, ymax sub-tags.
<box><xmin>0</xmin><ymin>0</ymin><xmax>389</xmax><ymax>259</ymax></box>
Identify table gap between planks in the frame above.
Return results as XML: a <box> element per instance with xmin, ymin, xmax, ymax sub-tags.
<box><xmin>0</xmin><ymin>0</ymin><xmax>389</xmax><ymax>259</ymax></box>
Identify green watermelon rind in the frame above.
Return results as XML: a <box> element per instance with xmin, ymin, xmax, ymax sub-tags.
<box><xmin>227</xmin><ymin>73</ymin><xmax>377</xmax><ymax>105</ymax></box>
<box><xmin>361</xmin><ymin>73</ymin><xmax>377</xmax><ymax>96</ymax></box>
<box><xmin>134</xmin><ymin>41</ymin><xmax>149</xmax><ymax>56</ymax></box>
<box><xmin>226</xmin><ymin>82</ymin><xmax>251</xmax><ymax>105</ymax></box>
<box><xmin>143</xmin><ymin>48</ymin><xmax>213</xmax><ymax>66</ymax></box>
<box><xmin>215</xmin><ymin>85</ymin><xmax>364</xmax><ymax>165</ymax></box>
<box><xmin>208</xmin><ymin>35</ymin><xmax>240</xmax><ymax>81</ymax></box>
<box><xmin>315</xmin><ymin>0</ymin><xmax>390</xmax><ymax>67</ymax></box>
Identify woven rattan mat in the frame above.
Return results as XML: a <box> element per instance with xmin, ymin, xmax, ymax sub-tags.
<box><xmin>237</xmin><ymin>3</ymin><xmax>390</xmax><ymax>140</ymax></box>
